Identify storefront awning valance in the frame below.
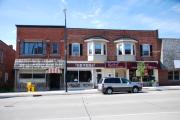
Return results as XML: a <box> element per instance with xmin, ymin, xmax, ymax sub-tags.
<box><xmin>46</xmin><ymin>67</ymin><xmax>62</xmax><ymax>73</ymax></box>
<box><xmin>174</xmin><ymin>60</ymin><xmax>180</xmax><ymax>69</ymax></box>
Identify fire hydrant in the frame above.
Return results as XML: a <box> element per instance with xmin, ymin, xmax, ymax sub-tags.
<box><xmin>31</xmin><ymin>84</ymin><xmax>35</xmax><ymax>92</ymax></box>
<box><xmin>27</xmin><ymin>82</ymin><xmax>32</xmax><ymax>92</ymax></box>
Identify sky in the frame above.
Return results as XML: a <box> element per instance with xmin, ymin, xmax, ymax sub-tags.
<box><xmin>0</xmin><ymin>0</ymin><xmax>180</xmax><ymax>49</ymax></box>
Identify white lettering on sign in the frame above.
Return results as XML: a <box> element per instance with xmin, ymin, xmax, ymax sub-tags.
<box><xmin>75</xmin><ymin>63</ymin><xmax>95</xmax><ymax>67</ymax></box>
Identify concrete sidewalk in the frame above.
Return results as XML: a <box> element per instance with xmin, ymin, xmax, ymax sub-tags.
<box><xmin>1</xmin><ymin>86</ymin><xmax>180</xmax><ymax>98</ymax></box>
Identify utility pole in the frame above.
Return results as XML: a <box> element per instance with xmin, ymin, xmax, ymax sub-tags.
<box><xmin>63</xmin><ymin>9</ymin><xmax>68</xmax><ymax>92</ymax></box>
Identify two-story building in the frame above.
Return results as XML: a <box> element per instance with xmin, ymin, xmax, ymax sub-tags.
<box><xmin>14</xmin><ymin>25</ymin><xmax>160</xmax><ymax>91</ymax></box>
<box><xmin>0</xmin><ymin>40</ymin><xmax>16</xmax><ymax>91</ymax></box>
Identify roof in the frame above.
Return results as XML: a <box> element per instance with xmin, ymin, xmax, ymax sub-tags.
<box><xmin>16</xmin><ymin>25</ymin><xmax>65</xmax><ymax>28</ymax></box>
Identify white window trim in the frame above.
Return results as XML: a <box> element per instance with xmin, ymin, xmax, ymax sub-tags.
<box><xmin>72</xmin><ymin>43</ymin><xmax>80</xmax><ymax>56</ymax></box>
<box><xmin>142</xmin><ymin>44</ymin><xmax>150</xmax><ymax>56</ymax></box>
<box><xmin>88</xmin><ymin>42</ymin><xmax>107</xmax><ymax>55</ymax></box>
<box><xmin>117</xmin><ymin>43</ymin><xmax>135</xmax><ymax>55</ymax></box>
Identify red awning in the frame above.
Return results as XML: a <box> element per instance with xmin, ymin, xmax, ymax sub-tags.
<box><xmin>46</xmin><ymin>67</ymin><xmax>62</xmax><ymax>73</ymax></box>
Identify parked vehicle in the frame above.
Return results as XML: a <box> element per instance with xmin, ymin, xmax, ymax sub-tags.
<box><xmin>98</xmin><ymin>77</ymin><xmax>142</xmax><ymax>94</ymax></box>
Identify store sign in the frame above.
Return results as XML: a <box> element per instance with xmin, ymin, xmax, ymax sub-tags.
<box><xmin>14</xmin><ymin>59</ymin><xmax>64</xmax><ymax>69</ymax></box>
<box><xmin>68</xmin><ymin>63</ymin><xmax>105</xmax><ymax>68</ymax></box>
<box><xmin>105</xmin><ymin>62</ymin><xmax>125</xmax><ymax>68</ymax></box>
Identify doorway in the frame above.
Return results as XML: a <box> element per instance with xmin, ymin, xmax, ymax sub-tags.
<box><xmin>49</xmin><ymin>74</ymin><xmax>60</xmax><ymax>90</ymax></box>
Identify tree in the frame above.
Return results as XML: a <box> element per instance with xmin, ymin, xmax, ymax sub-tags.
<box><xmin>137</xmin><ymin>62</ymin><xmax>145</xmax><ymax>84</ymax></box>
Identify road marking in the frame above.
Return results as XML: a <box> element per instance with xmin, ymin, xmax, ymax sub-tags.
<box><xmin>92</xmin><ymin>111</ymin><xmax>180</xmax><ymax>118</ymax></box>
<box><xmin>38</xmin><ymin>111</ymin><xmax>180</xmax><ymax>120</ymax></box>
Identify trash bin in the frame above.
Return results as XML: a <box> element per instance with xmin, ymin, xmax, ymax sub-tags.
<box><xmin>27</xmin><ymin>82</ymin><xmax>32</xmax><ymax>92</ymax></box>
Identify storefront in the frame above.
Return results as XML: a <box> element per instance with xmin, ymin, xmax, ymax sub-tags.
<box><xmin>14</xmin><ymin>59</ymin><xmax>64</xmax><ymax>91</ymax></box>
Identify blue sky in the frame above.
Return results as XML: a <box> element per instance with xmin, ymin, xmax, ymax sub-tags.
<box><xmin>0</xmin><ymin>0</ymin><xmax>180</xmax><ymax>49</ymax></box>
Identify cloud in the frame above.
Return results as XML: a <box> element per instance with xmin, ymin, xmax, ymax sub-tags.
<box><xmin>134</xmin><ymin>14</ymin><xmax>180</xmax><ymax>33</ymax></box>
<box><xmin>171</xmin><ymin>4</ymin><xmax>180</xmax><ymax>13</ymax></box>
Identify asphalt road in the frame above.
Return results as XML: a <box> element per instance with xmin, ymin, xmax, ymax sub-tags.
<box><xmin>0</xmin><ymin>90</ymin><xmax>180</xmax><ymax>120</ymax></box>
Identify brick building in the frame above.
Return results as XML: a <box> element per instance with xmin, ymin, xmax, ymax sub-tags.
<box><xmin>14</xmin><ymin>25</ymin><xmax>160</xmax><ymax>91</ymax></box>
<box><xmin>0</xmin><ymin>40</ymin><xmax>16</xmax><ymax>90</ymax></box>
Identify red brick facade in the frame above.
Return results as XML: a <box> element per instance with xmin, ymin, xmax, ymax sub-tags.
<box><xmin>0</xmin><ymin>40</ymin><xmax>16</xmax><ymax>90</ymax></box>
<box><xmin>16</xmin><ymin>26</ymin><xmax>160</xmax><ymax>62</ymax></box>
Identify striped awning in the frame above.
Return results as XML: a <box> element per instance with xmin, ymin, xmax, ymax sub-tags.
<box><xmin>46</xmin><ymin>67</ymin><xmax>62</xmax><ymax>73</ymax></box>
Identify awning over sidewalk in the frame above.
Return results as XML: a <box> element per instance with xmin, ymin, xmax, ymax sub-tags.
<box><xmin>46</xmin><ymin>67</ymin><xmax>62</xmax><ymax>74</ymax></box>
<box><xmin>174</xmin><ymin>60</ymin><xmax>180</xmax><ymax>69</ymax></box>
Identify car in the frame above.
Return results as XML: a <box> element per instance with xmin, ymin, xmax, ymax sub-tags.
<box><xmin>98</xmin><ymin>77</ymin><xmax>142</xmax><ymax>94</ymax></box>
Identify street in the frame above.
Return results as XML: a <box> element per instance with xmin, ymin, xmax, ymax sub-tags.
<box><xmin>0</xmin><ymin>90</ymin><xmax>180</xmax><ymax>120</ymax></box>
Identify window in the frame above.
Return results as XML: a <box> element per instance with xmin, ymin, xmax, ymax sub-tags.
<box><xmin>23</xmin><ymin>42</ymin><xmax>44</xmax><ymax>55</ymax></box>
<box><xmin>72</xmin><ymin>43</ymin><xmax>80</xmax><ymax>56</ymax></box>
<box><xmin>95</xmin><ymin>43</ymin><xmax>102</xmax><ymax>54</ymax></box>
<box><xmin>174</xmin><ymin>71</ymin><xmax>179</xmax><ymax>80</ymax></box>
<box><xmin>19</xmin><ymin>74</ymin><xmax>45</xmax><ymax>79</ymax></box>
<box><xmin>141</xmin><ymin>44</ymin><xmax>152</xmax><ymax>56</ymax></box>
<box><xmin>117</xmin><ymin>43</ymin><xmax>135</xmax><ymax>55</ymax></box>
<box><xmin>168</xmin><ymin>71</ymin><xmax>180</xmax><ymax>80</ymax></box>
<box><xmin>118</xmin><ymin>44</ymin><xmax>123</xmax><ymax>55</ymax></box>
<box><xmin>4</xmin><ymin>73</ymin><xmax>8</xmax><ymax>82</ymax></box>
<box><xmin>124</xmin><ymin>43</ymin><xmax>131</xmax><ymax>55</ymax></box>
<box><xmin>88</xmin><ymin>43</ymin><xmax>93</xmax><ymax>55</ymax></box>
<box><xmin>0</xmin><ymin>50</ymin><xmax>3</xmax><ymax>64</ymax></box>
<box><xmin>104</xmin><ymin>78</ymin><xmax>120</xmax><ymax>83</ymax></box>
<box><xmin>51</xmin><ymin>43</ymin><xmax>59</xmax><ymax>54</ymax></box>
<box><xmin>121</xmin><ymin>78</ymin><xmax>128</xmax><ymax>83</ymax></box>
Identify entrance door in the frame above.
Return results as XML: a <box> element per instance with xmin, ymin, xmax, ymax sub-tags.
<box><xmin>49</xmin><ymin>74</ymin><xmax>60</xmax><ymax>90</ymax></box>
<box><xmin>97</xmin><ymin>74</ymin><xmax>102</xmax><ymax>84</ymax></box>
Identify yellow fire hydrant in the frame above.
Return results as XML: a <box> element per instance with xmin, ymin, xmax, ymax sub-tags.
<box><xmin>31</xmin><ymin>84</ymin><xmax>35</xmax><ymax>92</ymax></box>
<box><xmin>27</xmin><ymin>82</ymin><xmax>32</xmax><ymax>92</ymax></box>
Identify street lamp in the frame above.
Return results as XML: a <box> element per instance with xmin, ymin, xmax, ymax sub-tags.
<box><xmin>63</xmin><ymin>9</ymin><xmax>68</xmax><ymax>92</ymax></box>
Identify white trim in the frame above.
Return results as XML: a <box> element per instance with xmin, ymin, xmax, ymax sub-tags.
<box><xmin>114</xmin><ymin>38</ymin><xmax>137</xmax><ymax>43</ymax></box>
<box><xmin>84</xmin><ymin>38</ymin><xmax>109</xmax><ymax>42</ymax></box>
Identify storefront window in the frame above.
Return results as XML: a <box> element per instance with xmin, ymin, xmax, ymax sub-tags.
<box><xmin>67</xmin><ymin>71</ymin><xmax>78</xmax><ymax>82</ymax></box>
<box><xmin>79</xmin><ymin>71</ymin><xmax>91</xmax><ymax>82</ymax></box>
<box><xmin>19</xmin><ymin>74</ymin><xmax>45</xmax><ymax>79</ymax></box>
<box><xmin>174</xmin><ymin>71</ymin><xmax>179</xmax><ymax>80</ymax></box>
<box><xmin>72</xmin><ymin>43</ymin><xmax>80</xmax><ymax>56</ymax></box>
<box><xmin>168</xmin><ymin>71</ymin><xmax>173</xmax><ymax>80</ymax></box>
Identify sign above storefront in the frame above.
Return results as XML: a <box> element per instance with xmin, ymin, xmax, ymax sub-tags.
<box><xmin>14</xmin><ymin>59</ymin><xmax>64</xmax><ymax>69</ymax></box>
<box><xmin>105</xmin><ymin>62</ymin><xmax>125</xmax><ymax>68</ymax></box>
<box><xmin>68</xmin><ymin>63</ymin><xmax>105</xmax><ymax>68</ymax></box>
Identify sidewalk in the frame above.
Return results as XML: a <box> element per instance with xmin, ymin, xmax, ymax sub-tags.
<box><xmin>0</xmin><ymin>89</ymin><xmax>99</xmax><ymax>98</ymax></box>
<box><xmin>1</xmin><ymin>86</ymin><xmax>180</xmax><ymax>98</ymax></box>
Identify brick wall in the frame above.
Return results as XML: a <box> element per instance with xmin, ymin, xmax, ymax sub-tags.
<box><xmin>0</xmin><ymin>41</ymin><xmax>16</xmax><ymax>89</ymax></box>
<box><xmin>17</xmin><ymin>26</ymin><xmax>160</xmax><ymax>62</ymax></box>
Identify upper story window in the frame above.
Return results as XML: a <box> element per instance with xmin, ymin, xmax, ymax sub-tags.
<box><xmin>117</xmin><ymin>43</ymin><xmax>135</xmax><ymax>55</ymax></box>
<box><xmin>115</xmin><ymin>38</ymin><xmax>137</xmax><ymax>56</ymax></box>
<box><xmin>88</xmin><ymin>42</ymin><xmax>107</xmax><ymax>55</ymax></box>
<box><xmin>124</xmin><ymin>43</ymin><xmax>132</xmax><ymax>55</ymax></box>
<box><xmin>140</xmin><ymin>44</ymin><xmax>152</xmax><ymax>56</ymax></box>
<box><xmin>51</xmin><ymin>43</ymin><xmax>59</xmax><ymax>54</ymax></box>
<box><xmin>88</xmin><ymin>43</ymin><xmax>93</xmax><ymax>55</ymax></box>
<box><xmin>72</xmin><ymin>43</ymin><xmax>80</xmax><ymax>56</ymax></box>
<box><xmin>95</xmin><ymin>43</ymin><xmax>102</xmax><ymax>54</ymax></box>
<box><xmin>69</xmin><ymin>43</ymin><xmax>83</xmax><ymax>56</ymax></box>
<box><xmin>0</xmin><ymin>50</ymin><xmax>3</xmax><ymax>64</ymax></box>
<box><xmin>22</xmin><ymin>42</ymin><xmax>45</xmax><ymax>55</ymax></box>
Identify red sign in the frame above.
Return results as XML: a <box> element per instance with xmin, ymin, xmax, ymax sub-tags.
<box><xmin>105</xmin><ymin>62</ymin><xmax>125</xmax><ymax>68</ymax></box>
